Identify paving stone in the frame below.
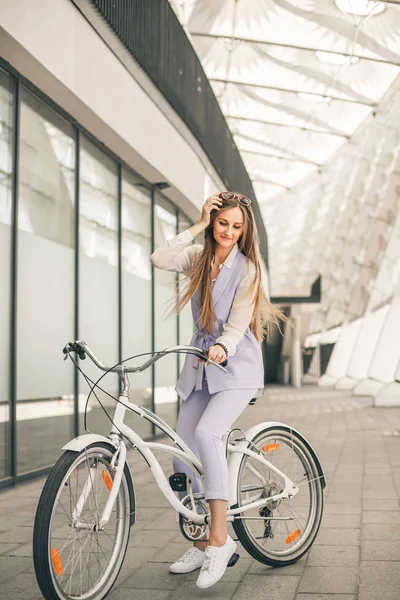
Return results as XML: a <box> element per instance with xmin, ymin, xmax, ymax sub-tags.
<box><xmin>127</xmin><ymin>528</ymin><xmax>176</xmax><ymax>548</ymax></box>
<box><xmin>108</xmin><ymin>589</ymin><xmax>171</xmax><ymax>600</ymax></box>
<box><xmin>232</xmin><ymin>574</ymin><xmax>299</xmax><ymax>600</ymax></box>
<box><xmin>307</xmin><ymin>545</ymin><xmax>359</xmax><ymax>567</ymax></box>
<box><xmin>363</xmin><ymin>489</ymin><xmax>398</xmax><ymax>499</ymax></box>
<box><xmin>362</xmin><ymin>511</ymin><xmax>400</xmax><ymax>524</ymax></box>
<box><xmin>0</xmin><ymin>573</ymin><xmax>42</xmax><ymax>600</ymax></box>
<box><xmin>324</xmin><ymin>504</ymin><xmax>361</xmax><ymax>515</ymax></box>
<box><xmin>122</xmin><ymin>546</ymin><xmax>159</xmax><ymax>570</ymax></box>
<box><xmin>298</xmin><ymin>566</ymin><xmax>358</xmax><ymax>594</ymax></box>
<box><xmin>248</xmin><ymin>557</ymin><xmax>306</xmax><ymax>576</ymax></box>
<box><xmin>0</xmin><ymin>542</ymin><xmax>21</xmax><ymax>555</ymax></box>
<box><xmin>0</xmin><ymin>517</ymin><xmax>33</xmax><ymax>531</ymax></box>
<box><xmin>326</xmin><ymin>494</ymin><xmax>362</xmax><ymax>504</ymax></box>
<box><xmin>321</xmin><ymin>514</ymin><xmax>360</xmax><ymax>528</ymax></box>
<box><xmin>362</xmin><ymin>499</ymin><xmax>400</xmax><ymax>511</ymax></box>
<box><xmin>359</xmin><ymin>560</ymin><xmax>400</xmax><ymax>600</ymax></box>
<box><xmin>119</xmin><ymin>561</ymin><xmax>186</xmax><ymax>589</ymax></box>
<box><xmin>0</xmin><ymin>526</ymin><xmax>33</xmax><ymax>544</ymax></box>
<box><xmin>315</xmin><ymin>528</ymin><xmax>360</xmax><ymax>546</ymax></box>
<box><xmin>150</xmin><ymin>542</ymin><xmax>194</xmax><ymax>563</ymax></box>
<box><xmin>362</xmin><ymin>523</ymin><xmax>400</xmax><ymax>541</ymax></box>
<box><xmin>5</xmin><ymin>541</ymin><xmax>33</xmax><ymax>556</ymax></box>
<box><xmin>0</xmin><ymin>556</ymin><xmax>33</xmax><ymax>584</ymax></box>
<box><xmin>169</xmin><ymin>581</ymin><xmax>238</xmax><ymax>599</ymax></box>
<box><xmin>142</xmin><ymin>509</ymin><xmax>179</xmax><ymax>531</ymax></box>
<box><xmin>361</xmin><ymin>540</ymin><xmax>400</xmax><ymax>561</ymax></box>
<box><xmin>295</xmin><ymin>595</ymin><xmax>356</xmax><ymax>600</ymax></box>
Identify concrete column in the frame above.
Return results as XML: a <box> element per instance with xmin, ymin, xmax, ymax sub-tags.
<box><xmin>290</xmin><ymin>316</ymin><xmax>302</xmax><ymax>388</ymax></box>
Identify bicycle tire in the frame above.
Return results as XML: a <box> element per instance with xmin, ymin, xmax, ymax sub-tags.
<box><xmin>232</xmin><ymin>425</ymin><xmax>324</xmax><ymax>566</ymax></box>
<box><xmin>33</xmin><ymin>442</ymin><xmax>132</xmax><ymax>600</ymax></box>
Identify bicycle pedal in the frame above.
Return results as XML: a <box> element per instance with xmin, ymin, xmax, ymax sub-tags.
<box><xmin>227</xmin><ymin>552</ymin><xmax>240</xmax><ymax>567</ymax></box>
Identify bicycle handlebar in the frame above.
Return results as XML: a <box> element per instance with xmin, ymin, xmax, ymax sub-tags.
<box><xmin>63</xmin><ymin>340</ymin><xmax>228</xmax><ymax>374</ymax></box>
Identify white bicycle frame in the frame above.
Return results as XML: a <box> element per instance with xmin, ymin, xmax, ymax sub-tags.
<box><xmin>63</xmin><ymin>342</ymin><xmax>300</xmax><ymax>530</ymax></box>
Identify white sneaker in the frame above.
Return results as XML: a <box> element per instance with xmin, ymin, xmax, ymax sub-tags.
<box><xmin>196</xmin><ymin>535</ymin><xmax>237</xmax><ymax>589</ymax></box>
<box><xmin>169</xmin><ymin>546</ymin><xmax>205</xmax><ymax>574</ymax></box>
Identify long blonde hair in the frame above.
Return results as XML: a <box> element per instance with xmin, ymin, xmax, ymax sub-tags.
<box><xmin>169</xmin><ymin>195</ymin><xmax>291</xmax><ymax>341</ymax></box>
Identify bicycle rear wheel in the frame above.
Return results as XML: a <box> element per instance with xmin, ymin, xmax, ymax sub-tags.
<box><xmin>232</xmin><ymin>425</ymin><xmax>324</xmax><ymax>566</ymax></box>
<box><xmin>33</xmin><ymin>442</ymin><xmax>132</xmax><ymax>600</ymax></box>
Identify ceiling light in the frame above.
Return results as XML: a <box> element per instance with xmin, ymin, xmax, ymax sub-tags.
<box><xmin>298</xmin><ymin>92</ymin><xmax>331</xmax><ymax>104</ymax></box>
<box><xmin>316</xmin><ymin>50</ymin><xmax>359</xmax><ymax>65</ymax></box>
<box><xmin>334</xmin><ymin>0</ymin><xmax>385</xmax><ymax>17</ymax></box>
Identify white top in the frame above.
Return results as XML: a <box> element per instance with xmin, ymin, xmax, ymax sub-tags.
<box><xmin>150</xmin><ymin>228</ymin><xmax>257</xmax><ymax>357</ymax></box>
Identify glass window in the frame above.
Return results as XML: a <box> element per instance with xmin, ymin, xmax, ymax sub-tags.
<box><xmin>79</xmin><ymin>136</ymin><xmax>119</xmax><ymax>437</ymax></box>
<box><xmin>17</xmin><ymin>87</ymin><xmax>75</xmax><ymax>474</ymax></box>
<box><xmin>154</xmin><ymin>195</ymin><xmax>178</xmax><ymax>428</ymax></box>
<box><xmin>0</xmin><ymin>69</ymin><xmax>13</xmax><ymax>479</ymax></box>
<box><xmin>121</xmin><ymin>171</ymin><xmax>152</xmax><ymax>438</ymax></box>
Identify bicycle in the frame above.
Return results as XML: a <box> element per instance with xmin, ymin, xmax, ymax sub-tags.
<box><xmin>33</xmin><ymin>340</ymin><xmax>326</xmax><ymax>600</ymax></box>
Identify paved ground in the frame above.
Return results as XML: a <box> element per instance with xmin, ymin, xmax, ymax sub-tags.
<box><xmin>1</xmin><ymin>385</ymin><xmax>400</xmax><ymax>600</ymax></box>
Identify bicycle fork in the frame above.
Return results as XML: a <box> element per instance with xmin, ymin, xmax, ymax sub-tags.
<box><xmin>71</xmin><ymin>441</ymin><xmax>127</xmax><ymax>531</ymax></box>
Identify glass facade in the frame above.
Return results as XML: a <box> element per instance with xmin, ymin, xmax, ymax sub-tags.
<box><xmin>154</xmin><ymin>195</ymin><xmax>179</xmax><ymax>428</ymax></box>
<box><xmin>79</xmin><ymin>135</ymin><xmax>119</xmax><ymax>437</ymax></box>
<box><xmin>0</xmin><ymin>69</ymin><xmax>13</xmax><ymax>480</ymax></box>
<box><xmin>121</xmin><ymin>171</ymin><xmax>152</xmax><ymax>438</ymax></box>
<box><xmin>17</xmin><ymin>88</ymin><xmax>75</xmax><ymax>474</ymax></box>
<box><xmin>0</xmin><ymin>66</ymin><xmax>194</xmax><ymax>486</ymax></box>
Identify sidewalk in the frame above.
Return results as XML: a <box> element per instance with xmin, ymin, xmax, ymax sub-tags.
<box><xmin>1</xmin><ymin>385</ymin><xmax>400</xmax><ymax>600</ymax></box>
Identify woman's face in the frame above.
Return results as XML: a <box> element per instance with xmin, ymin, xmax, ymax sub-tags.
<box><xmin>213</xmin><ymin>206</ymin><xmax>244</xmax><ymax>249</ymax></box>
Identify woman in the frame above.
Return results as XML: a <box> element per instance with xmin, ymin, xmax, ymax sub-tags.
<box><xmin>150</xmin><ymin>191</ymin><xmax>287</xmax><ymax>589</ymax></box>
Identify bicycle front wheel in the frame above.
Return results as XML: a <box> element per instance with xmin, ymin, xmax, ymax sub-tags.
<box><xmin>33</xmin><ymin>442</ymin><xmax>132</xmax><ymax>600</ymax></box>
<box><xmin>233</xmin><ymin>425</ymin><xmax>324</xmax><ymax>566</ymax></box>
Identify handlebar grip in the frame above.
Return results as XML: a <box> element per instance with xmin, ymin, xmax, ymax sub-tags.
<box><xmin>63</xmin><ymin>341</ymin><xmax>86</xmax><ymax>360</ymax></box>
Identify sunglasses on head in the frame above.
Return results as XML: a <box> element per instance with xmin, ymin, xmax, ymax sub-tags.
<box><xmin>218</xmin><ymin>191</ymin><xmax>252</xmax><ymax>207</ymax></box>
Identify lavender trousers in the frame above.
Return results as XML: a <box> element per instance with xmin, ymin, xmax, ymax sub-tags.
<box><xmin>173</xmin><ymin>372</ymin><xmax>258</xmax><ymax>502</ymax></box>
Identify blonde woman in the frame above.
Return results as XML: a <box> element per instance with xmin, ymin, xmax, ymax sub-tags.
<box><xmin>150</xmin><ymin>192</ymin><xmax>287</xmax><ymax>588</ymax></box>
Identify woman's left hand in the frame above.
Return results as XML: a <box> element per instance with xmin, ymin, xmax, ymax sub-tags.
<box><xmin>206</xmin><ymin>344</ymin><xmax>227</xmax><ymax>365</ymax></box>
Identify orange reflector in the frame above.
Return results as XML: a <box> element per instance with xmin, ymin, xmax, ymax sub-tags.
<box><xmin>286</xmin><ymin>529</ymin><xmax>301</xmax><ymax>544</ymax></box>
<box><xmin>262</xmin><ymin>443</ymin><xmax>280</xmax><ymax>452</ymax></box>
<box><xmin>51</xmin><ymin>548</ymin><xmax>63</xmax><ymax>576</ymax></box>
<box><xmin>102</xmin><ymin>470</ymin><xmax>113</xmax><ymax>491</ymax></box>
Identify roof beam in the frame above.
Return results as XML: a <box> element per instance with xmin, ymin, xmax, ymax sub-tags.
<box><xmin>211</xmin><ymin>78</ymin><xmax>376</xmax><ymax>107</ymax></box>
<box><xmin>235</xmin><ymin>132</ymin><xmax>314</xmax><ymax>163</ymax></box>
<box><xmin>227</xmin><ymin>115</ymin><xmax>349</xmax><ymax>139</ymax></box>
<box><xmin>191</xmin><ymin>32</ymin><xmax>400</xmax><ymax>68</ymax></box>
<box><xmin>251</xmin><ymin>176</ymin><xmax>291</xmax><ymax>190</ymax></box>
<box><xmin>238</xmin><ymin>86</ymin><xmax>347</xmax><ymax>135</ymax></box>
<box><xmin>241</xmin><ymin>149</ymin><xmax>321</xmax><ymax>166</ymax></box>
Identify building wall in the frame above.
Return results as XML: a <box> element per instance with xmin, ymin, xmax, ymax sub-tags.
<box><xmin>0</xmin><ymin>0</ymin><xmax>219</xmax><ymax>480</ymax></box>
<box><xmin>0</xmin><ymin>0</ymin><xmax>224</xmax><ymax>219</ymax></box>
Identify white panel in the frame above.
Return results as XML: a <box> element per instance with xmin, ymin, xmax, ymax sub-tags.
<box><xmin>375</xmin><ymin>381</ymin><xmax>400</xmax><ymax>407</ymax></box>
<box><xmin>324</xmin><ymin>318</ymin><xmax>363</xmax><ymax>381</ymax></box>
<box><xmin>17</xmin><ymin>231</ymin><xmax>74</xmax><ymax>400</ymax></box>
<box><xmin>347</xmin><ymin>305</ymin><xmax>389</xmax><ymax>380</ymax></box>
<box><xmin>368</xmin><ymin>287</ymin><xmax>400</xmax><ymax>383</ymax></box>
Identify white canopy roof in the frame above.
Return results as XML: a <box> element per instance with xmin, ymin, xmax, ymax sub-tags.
<box><xmin>170</xmin><ymin>1</ymin><xmax>400</xmax><ymax>332</ymax></box>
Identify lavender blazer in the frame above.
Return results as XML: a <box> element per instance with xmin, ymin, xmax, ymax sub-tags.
<box><xmin>175</xmin><ymin>250</ymin><xmax>264</xmax><ymax>400</ymax></box>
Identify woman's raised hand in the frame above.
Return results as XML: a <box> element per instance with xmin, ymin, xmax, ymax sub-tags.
<box><xmin>199</xmin><ymin>194</ymin><xmax>223</xmax><ymax>227</ymax></box>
